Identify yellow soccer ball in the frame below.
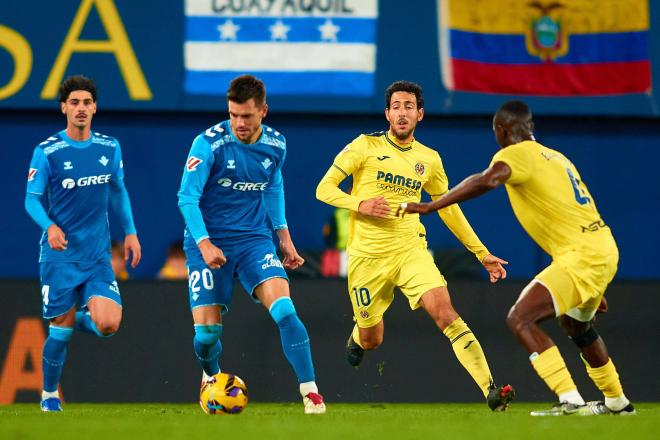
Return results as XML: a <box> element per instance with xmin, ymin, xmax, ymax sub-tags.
<box><xmin>199</xmin><ymin>373</ymin><xmax>248</xmax><ymax>415</ymax></box>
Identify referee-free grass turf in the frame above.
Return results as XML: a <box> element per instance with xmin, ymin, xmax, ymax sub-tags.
<box><xmin>1</xmin><ymin>403</ymin><xmax>658</xmax><ymax>440</ymax></box>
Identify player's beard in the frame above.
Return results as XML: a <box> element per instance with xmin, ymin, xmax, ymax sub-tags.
<box><xmin>391</xmin><ymin>121</ymin><xmax>416</xmax><ymax>142</ymax></box>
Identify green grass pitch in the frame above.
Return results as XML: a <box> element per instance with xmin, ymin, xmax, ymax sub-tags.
<box><xmin>1</xmin><ymin>403</ymin><xmax>658</xmax><ymax>440</ymax></box>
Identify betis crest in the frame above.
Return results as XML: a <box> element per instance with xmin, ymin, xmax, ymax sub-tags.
<box><xmin>526</xmin><ymin>2</ymin><xmax>569</xmax><ymax>62</ymax></box>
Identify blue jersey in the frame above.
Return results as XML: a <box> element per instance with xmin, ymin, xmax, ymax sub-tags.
<box><xmin>26</xmin><ymin>130</ymin><xmax>125</xmax><ymax>263</ymax></box>
<box><xmin>178</xmin><ymin>121</ymin><xmax>287</xmax><ymax>245</ymax></box>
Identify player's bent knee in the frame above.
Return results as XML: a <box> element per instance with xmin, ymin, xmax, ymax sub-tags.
<box><xmin>359</xmin><ymin>330</ymin><xmax>383</xmax><ymax>350</ymax></box>
<box><xmin>194</xmin><ymin>324</ymin><xmax>222</xmax><ymax>345</ymax></box>
<box><xmin>568</xmin><ymin>324</ymin><xmax>599</xmax><ymax>348</ymax></box>
<box><xmin>94</xmin><ymin>320</ymin><xmax>120</xmax><ymax>337</ymax></box>
<box><xmin>361</xmin><ymin>337</ymin><xmax>382</xmax><ymax>350</ymax></box>
<box><xmin>505</xmin><ymin>307</ymin><xmax>527</xmax><ymax>335</ymax></box>
<box><xmin>269</xmin><ymin>297</ymin><xmax>297</xmax><ymax>324</ymax></box>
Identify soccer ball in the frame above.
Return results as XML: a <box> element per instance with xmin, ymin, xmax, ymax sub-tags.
<box><xmin>199</xmin><ymin>373</ymin><xmax>248</xmax><ymax>415</ymax></box>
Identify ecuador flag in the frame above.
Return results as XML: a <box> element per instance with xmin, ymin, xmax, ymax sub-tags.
<box><xmin>439</xmin><ymin>0</ymin><xmax>652</xmax><ymax>96</ymax></box>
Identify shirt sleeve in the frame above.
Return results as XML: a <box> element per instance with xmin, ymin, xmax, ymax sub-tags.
<box><xmin>436</xmin><ymin>203</ymin><xmax>490</xmax><ymax>262</ymax></box>
<box><xmin>263</xmin><ymin>149</ymin><xmax>287</xmax><ymax>230</ymax></box>
<box><xmin>425</xmin><ymin>153</ymin><xmax>489</xmax><ymax>261</ymax></box>
<box><xmin>26</xmin><ymin>147</ymin><xmax>50</xmax><ymax>196</ymax></box>
<box><xmin>422</xmin><ymin>152</ymin><xmax>449</xmax><ymax>197</ymax></box>
<box><xmin>24</xmin><ymin>193</ymin><xmax>54</xmax><ymax>230</ymax></box>
<box><xmin>490</xmin><ymin>144</ymin><xmax>534</xmax><ymax>185</ymax></box>
<box><xmin>111</xmin><ymin>140</ymin><xmax>125</xmax><ymax>183</ymax></box>
<box><xmin>177</xmin><ymin>136</ymin><xmax>215</xmax><ymax>243</ymax></box>
<box><xmin>109</xmin><ymin>179</ymin><xmax>137</xmax><ymax>235</ymax></box>
<box><xmin>315</xmin><ymin>138</ymin><xmax>365</xmax><ymax>211</ymax></box>
<box><xmin>108</xmin><ymin>141</ymin><xmax>137</xmax><ymax>235</ymax></box>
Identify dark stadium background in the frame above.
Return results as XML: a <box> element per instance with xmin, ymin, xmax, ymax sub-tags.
<box><xmin>0</xmin><ymin>0</ymin><xmax>658</xmax><ymax>404</ymax></box>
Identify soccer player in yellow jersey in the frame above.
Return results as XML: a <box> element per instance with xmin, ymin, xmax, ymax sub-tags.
<box><xmin>401</xmin><ymin>100</ymin><xmax>635</xmax><ymax>416</ymax></box>
<box><xmin>316</xmin><ymin>81</ymin><xmax>514</xmax><ymax>411</ymax></box>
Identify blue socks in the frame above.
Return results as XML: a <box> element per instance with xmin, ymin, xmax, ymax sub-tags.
<box><xmin>193</xmin><ymin>324</ymin><xmax>223</xmax><ymax>376</ymax></box>
<box><xmin>42</xmin><ymin>326</ymin><xmax>73</xmax><ymax>393</ymax></box>
<box><xmin>269</xmin><ymin>297</ymin><xmax>315</xmax><ymax>383</ymax></box>
<box><xmin>74</xmin><ymin>311</ymin><xmax>113</xmax><ymax>338</ymax></box>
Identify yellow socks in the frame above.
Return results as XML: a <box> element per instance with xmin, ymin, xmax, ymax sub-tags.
<box><xmin>443</xmin><ymin>317</ymin><xmax>492</xmax><ymax>397</ymax></box>
<box><xmin>584</xmin><ymin>357</ymin><xmax>624</xmax><ymax>398</ymax></box>
<box><xmin>531</xmin><ymin>346</ymin><xmax>579</xmax><ymax>397</ymax></box>
<box><xmin>351</xmin><ymin>324</ymin><xmax>365</xmax><ymax>349</ymax></box>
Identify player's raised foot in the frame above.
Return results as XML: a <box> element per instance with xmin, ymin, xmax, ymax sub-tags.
<box><xmin>200</xmin><ymin>370</ymin><xmax>214</xmax><ymax>392</ymax></box>
<box><xmin>40</xmin><ymin>397</ymin><xmax>63</xmax><ymax>412</ymax></box>
<box><xmin>346</xmin><ymin>334</ymin><xmax>364</xmax><ymax>367</ymax></box>
<box><xmin>487</xmin><ymin>384</ymin><xmax>515</xmax><ymax>411</ymax></box>
<box><xmin>581</xmin><ymin>401</ymin><xmax>636</xmax><ymax>416</ymax></box>
<box><xmin>303</xmin><ymin>392</ymin><xmax>326</xmax><ymax>414</ymax></box>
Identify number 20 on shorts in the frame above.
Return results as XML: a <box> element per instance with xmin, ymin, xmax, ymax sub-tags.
<box><xmin>189</xmin><ymin>269</ymin><xmax>214</xmax><ymax>292</ymax></box>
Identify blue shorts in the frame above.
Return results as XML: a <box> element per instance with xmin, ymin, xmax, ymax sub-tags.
<box><xmin>184</xmin><ymin>237</ymin><xmax>288</xmax><ymax>314</ymax></box>
<box><xmin>39</xmin><ymin>261</ymin><xmax>121</xmax><ymax>319</ymax></box>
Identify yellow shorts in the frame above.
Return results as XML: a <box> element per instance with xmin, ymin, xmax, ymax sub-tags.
<box><xmin>535</xmin><ymin>249</ymin><xmax>618</xmax><ymax>321</ymax></box>
<box><xmin>347</xmin><ymin>245</ymin><xmax>447</xmax><ymax>328</ymax></box>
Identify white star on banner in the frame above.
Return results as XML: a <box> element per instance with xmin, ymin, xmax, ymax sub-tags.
<box><xmin>318</xmin><ymin>19</ymin><xmax>340</xmax><ymax>42</ymax></box>
<box><xmin>218</xmin><ymin>19</ymin><xmax>240</xmax><ymax>41</ymax></box>
<box><xmin>269</xmin><ymin>20</ymin><xmax>291</xmax><ymax>41</ymax></box>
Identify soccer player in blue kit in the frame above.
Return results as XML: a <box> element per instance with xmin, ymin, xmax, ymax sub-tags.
<box><xmin>25</xmin><ymin>75</ymin><xmax>141</xmax><ymax>412</ymax></box>
<box><xmin>177</xmin><ymin>75</ymin><xmax>326</xmax><ymax>414</ymax></box>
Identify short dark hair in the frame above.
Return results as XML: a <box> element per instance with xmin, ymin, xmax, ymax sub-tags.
<box><xmin>497</xmin><ymin>100</ymin><xmax>532</xmax><ymax>120</ymax></box>
<box><xmin>58</xmin><ymin>75</ymin><xmax>97</xmax><ymax>103</ymax></box>
<box><xmin>385</xmin><ymin>80</ymin><xmax>424</xmax><ymax>109</ymax></box>
<box><xmin>227</xmin><ymin>74</ymin><xmax>266</xmax><ymax>106</ymax></box>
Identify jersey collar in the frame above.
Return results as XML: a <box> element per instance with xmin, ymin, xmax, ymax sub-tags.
<box><xmin>60</xmin><ymin>130</ymin><xmax>93</xmax><ymax>149</ymax></box>
<box><xmin>385</xmin><ymin>131</ymin><xmax>414</xmax><ymax>152</ymax></box>
<box><xmin>227</xmin><ymin>123</ymin><xmax>264</xmax><ymax>146</ymax></box>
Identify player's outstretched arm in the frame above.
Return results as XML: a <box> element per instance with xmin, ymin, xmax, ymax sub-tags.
<box><xmin>276</xmin><ymin>228</ymin><xmax>304</xmax><ymax>270</ymax></box>
<box><xmin>398</xmin><ymin>162</ymin><xmax>512</xmax><ymax>216</ymax></box>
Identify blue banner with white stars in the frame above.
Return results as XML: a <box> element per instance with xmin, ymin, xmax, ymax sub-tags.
<box><xmin>184</xmin><ymin>0</ymin><xmax>378</xmax><ymax>96</ymax></box>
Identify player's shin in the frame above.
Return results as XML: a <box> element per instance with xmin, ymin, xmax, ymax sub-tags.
<box><xmin>531</xmin><ymin>346</ymin><xmax>584</xmax><ymax>405</ymax></box>
<box><xmin>443</xmin><ymin>317</ymin><xmax>493</xmax><ymax>397</ymax></box>
<box><xmin>582</xmin><ymin>355</ymin><xmax>630</xmax><ymax>411</ymax></box>
<box><xmin>193</xmin><ymin>324</ymin><xmax>223</xmax><ymax>376</ymax></box>
<box><xmin>351</xmin><ymin>324</ymin><xmax>365</xmax><ymax>349</ymax></box>
<box><xmin>74</xmin><ymin>311</ymin><xmax>114</xmax><ymax>338</ymax></box>
<box><xmin>42</xmin><ymin>326</ymin><xmax>73</xmax><ymax>395</ymax></box>
<box><xmin>269</xmin><ymin>297</ymin><xmax>316</xmax><ymax>384</ymax></box>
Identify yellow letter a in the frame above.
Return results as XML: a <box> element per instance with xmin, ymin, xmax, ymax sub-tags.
<box><xmin>0</xmin><ymin>318</ymin><xmax>56</xmax><ymax>404</ymax></box>
<box><xmin>41</xmin><ymin>0</ymin><xmax>152</xmax><ymax>100</ymax></box>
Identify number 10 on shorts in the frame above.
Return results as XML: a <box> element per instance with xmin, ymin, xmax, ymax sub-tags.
<box><xmin>352</xmin><ymin>287</ymin><xmax>371</xmax><ymax>307</ymax></box>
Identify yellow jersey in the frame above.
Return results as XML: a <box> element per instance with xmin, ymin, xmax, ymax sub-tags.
<box><xmin>317</xmin><ymin>131</ymin><xmax>490</xmax><ymax>259</ymax></box>
<box><xmin>491</xmin><ymin>140</ymin><xmax>617</xmax><ymax>257</ymax></box>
